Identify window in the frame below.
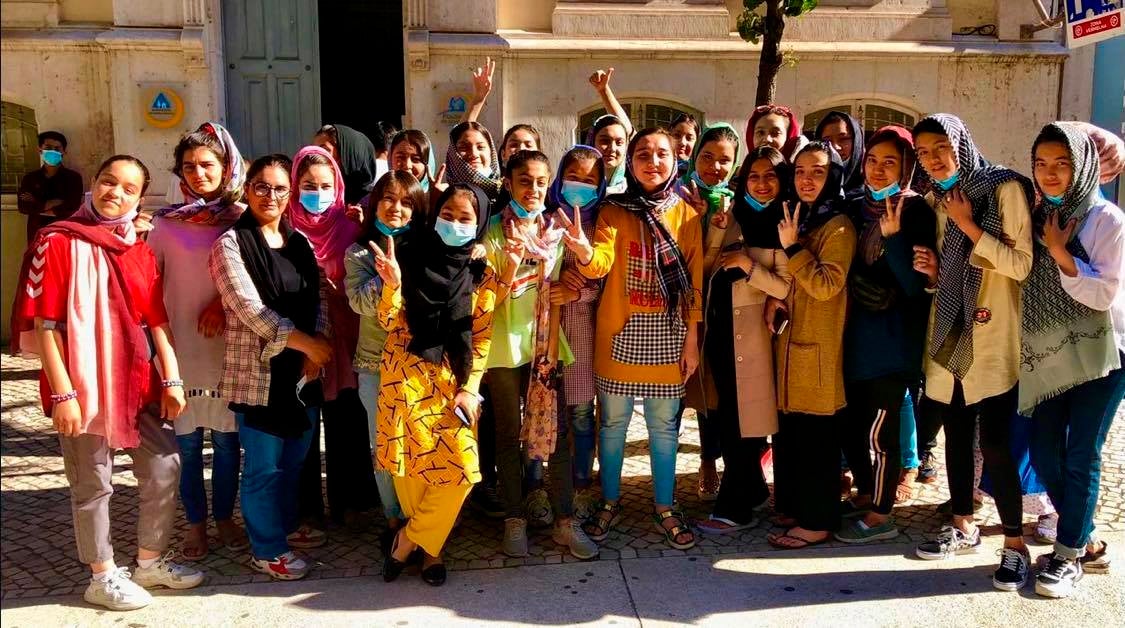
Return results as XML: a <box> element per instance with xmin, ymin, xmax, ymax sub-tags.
<box><xmin>802</xmin><ymin>100</ymin><xmax>920</xmax><ymax>142</ymax></box>
<box><xmin>576</xmin><ymin>99</ymin><xmax>703</xmax><ymax>143</ymax></box>
<box><xmin>1</xmin><ymin>102</ymin><xmax>40</xmax><ymax>193</ymax></box>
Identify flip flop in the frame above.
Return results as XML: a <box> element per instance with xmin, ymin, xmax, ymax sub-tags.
<box><xmin>767</xmin><ymin>530</ymin><xmax>830</xmax><ymax>550</ymax></box>
<box><xmin>696</xmin><ymin>516</ymin><xmax>756</xmax><ymax>535</ymax></box>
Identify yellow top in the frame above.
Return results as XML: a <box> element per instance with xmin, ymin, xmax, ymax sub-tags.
<box><xmin>578</xmin><ymin>199</ymin><xmax>704</xmax><ymax>390</ymax></box>
<box><xmin>375</xmin><ymin>268</ymin><xmax>498</xmax><ymax>487</ymax></box>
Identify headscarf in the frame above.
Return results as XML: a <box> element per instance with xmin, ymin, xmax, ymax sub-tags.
<box><xmin>792</xmin><ymin>141</ymin><xmax>847</xmax><ymax>236</ymax></box>
<box><xmin>287</xmin><ymin>145</ymin><xmax>361</xmax><ymax>285</ymax></box>
<box><xmin>745</xmin><ymin>104</ymin><xmax>801</xmax><ymax>152</ymax></box>
<box><xmin>679</xmin><ymin>123</ymin><xmax>741</xmax><ymax>219</ymax></box>
<box><xmin>857</xmin><ymin>125</ymin><xmax>919</xmax><ymax>265</ymax></box>
<box><xmin>445</xmin><ymin>122</ymin><xmax>502</xmax><ymax>201</ymax></box>
<box><xmin>732</xmin><ymin>149</ymin><xmax>790</xmax><ymax>249</ymax></box>
<box><xmin>72</xmin><ymin>192</ymin><xmax>138</xmax><ymax>246</ymax></box>
<box><xmin>605</xmin><ymin>132</ymin><xmax>693</xmax><ymax>315</ymax></box>
<box><xmin>397</xmin><ymin>183</ymin><xmax>491</xmax><ymax>386</ymax></box>
<box><xmin>388</xmin><ymin>129</ymin><xmax>438</xmax><ymax>192</ymax></box>
<box><xmin>156</xmin><ymin>121</ymin><xmax>246</xmax><ymax>224</ymax></box>
<box><xmin>815</xmin><ymin>111</ymin><xmax>866</xmax><ymax>200</ymax></box>
<box><xmin>1019</xmin><ymin>122</ymin><xmax>1119</xmax><ymax>413</ymax></box>
<box><xmin>587</xmin><ymin>114</ymin><xmax>630</xmax><ymax>194</ymax></box>
<box><xmin>546</xmin><ymin>145</ymin><xmax>607</xmax><ymax>224</ymax></box>
<box><xmin>913</xmin><ymin>113</ymin><xmax>1034</xmax><ymax>381</ymax></box>
<box><xmin>329</xmin><ymin>124</ymin><xmax>380</xmax><ymax>204</ymax></box>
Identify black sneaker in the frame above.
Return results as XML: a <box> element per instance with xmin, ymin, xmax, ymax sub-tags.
<box><xmin>917</xmin><ymin>451</ymin><xmax>938</xmax><ymax>484</ymax></box>
<box><xmin>1035</xmin><ymin>553</ymin><xmax>1083</xmax><ymax>598</ymax></box>
<box><xmin>992</xmin><ymin>547</ymin><xmax>1030</xmax><ymax>591</ymax></box>
<box><xmin>916</xmin><ymin>525</ymin><xmax>981</xmax><ymax>560</ymax></box>
<box><xmin>470</xmin><ymin>484</ymin><xmax>506</xmax><ymax>519</ymax></box>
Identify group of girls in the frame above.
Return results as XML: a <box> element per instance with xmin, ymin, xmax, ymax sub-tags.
<box><xmin>12</xmin><ymin>61</ymin><xmax>1125</xmax><ymax>611</ymax></box>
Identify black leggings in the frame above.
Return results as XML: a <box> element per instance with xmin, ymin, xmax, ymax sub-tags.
<box><xmin>935</xmin><ymin>383</ymin><xmax>1022</xmax><ymax>537</ymax></box>
<box><xmin>842</xmin><ymin>376</ymin><xmax>906</xmax><ymax>516</ymax></box>
<box><xmin>298</xmin><ymin>388</ymin><xmax>376</xmax><ymax>522</ymax></box>
<box><xmin>776</xmin><ymin>411</ymin><xmax>842</xmax><ymax>532</ymax></box>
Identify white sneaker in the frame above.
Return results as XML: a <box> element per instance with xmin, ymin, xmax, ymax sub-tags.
<box><xmin>553</xmin><ymin>518</ymin><xmax>599</xmax><ymax>560</ymax></box>
<box><xmin>131</xmin><ymin>551</ymin><xmax>205</xmax><ymax>590</ymax></box>
<box><xmin>250</xmin><ymin>551</ymin><xmax>310</xmax><ymax>580</ymax></box>
<box><xmin>83</xmin><ymin>567</ymin><xmax>153</xmax><ymax>611</ymax></box>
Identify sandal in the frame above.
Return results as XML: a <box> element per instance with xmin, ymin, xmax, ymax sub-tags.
<box><xmin>654</xmin><ymin>509</ymin><xmax>696</xmax><ymax>550</ymax></box>
<box><xmin>696</xmin><ymin>515</ymin><xmax>755</xmax><ymax>535</ymax></box>
<box><xmin>767</xmin><ymin>527</ymin><xmax>830</xmax><ymax>550</ymax></box>
<box><xmin>582</xmin><ymin>501</ymin><xmax>622</xmax><ymax>542</ymax></box>
<box><xmin>180</xmin><ymin>526</ymin><xmax>209</xmax><ymax>561</ymax></box>
<box><xmin>895</xmin><ymin>469</ymin><xmax>918</xmax><ymax>504</ymax></box>
<box><xmin>697</xmin><ymin>465</ymin><xmax>720</xmax><ymax>502</ymax></box>
<box><xmin>1081</xmin><ymin>540</ymin><xmax>1111</xmax><ymax>574</ymax></box>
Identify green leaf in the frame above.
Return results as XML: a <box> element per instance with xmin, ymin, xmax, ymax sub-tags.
<box><xmin>743</xmin><ymin>0</ymin><xmax>766</xmax><ymax>10</ymax></box>
<box><xmin>737</xmin><ymin>11</ymin><xmax>764</xmax><ymax>44</ymax></box>
<box><xmin>783</xmin><ymin>0</ymin><xmax>818</xmax><ymax>16</ymax></box>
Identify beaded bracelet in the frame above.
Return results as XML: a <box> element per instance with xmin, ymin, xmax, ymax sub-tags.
<box><xmin>50</xmin><ymin>390</ymin><xmax>78</xmax><ymax>404</ymax></box>
<box><xmin>161</xmin><ymin>379</ymin><xmax>184</xmax><ymax>389</ymax></box>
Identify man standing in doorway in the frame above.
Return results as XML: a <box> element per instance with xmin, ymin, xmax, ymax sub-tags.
<box><xmin>18</xmin><ymin>130</ymin><xmax>84</xmax><ymax>243</ymax></box>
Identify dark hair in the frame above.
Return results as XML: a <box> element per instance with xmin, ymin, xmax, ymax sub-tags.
<box><xmin>817</xmin><ymin>111</ymin><xmax>852</xmax><ymax>134</ymax></box>
<box><xmin>371</xmin><ymin>121</ymin><xmax>399</xmax><ymax>154</ymax></box>
<box><xmin>364</xmin><ymin>170</ymin><xmax>428</xmax><ymax>242</ymax></box>
<box><xmin>670</xmin><ymin>114</ymin><xmax>700</xmax><ymax>137</ymax></box>
<box><xmin>38</xmin><ymin>131</ymin><xmax>67</xmax><ymax>149</ymax></box>
<box><xmin>744</xmin><ymin>145</ymin><xmax>786</xmax><ymax>172</ymax></box>
<box><xmin>626</xmin><ymin>127</ymin><xmax>674</xmax><ymax>162</ymax></box>
<box><xmin>558</xmin><ymin>146</ymin><xmax>605</xmax><ymax>182</ymax></box>
<box><xmin>449</xmin><ymin>121</ymin><xmax>491</xmax><ymax>146</ymax></box>
<box><xmin>435</xmin><ymin>183</ymin><xmax>482</xmax><ymax>226</ymax></box>
<box><xmin>590</xmin><ymin>115</ymin><xmax>628</xmax><ymax>144</ymax></box>
<box><xmin>245</xmin><ymin>153</ymin><xmax>293</xmax><ymax>184</ymax></box>
<box><xmin>912</xmin><ymin>117</ymin><xmax>947</xmax><ymax>139</ymax></box>
<box><xmin>695</xmin><ymin>125</ymin><xmax>739</xmax><ymax>157</ymax></box>
<box><xmin>295</xmin><ymin>152</ymin><xmax>334</xmax><ymax>182</ymax></box>
<box><xmin>172</xmin><ymin>127</ymin><xmax>235</xmax><ymax>202</ymax></box>
<box><xmin>501</xmin><ymin>124</ymin><xmax>542</xmax><ymax>152</ymax></box>
<box><xmin>389</xmin><ymin>129</ymin><xmax>432</xmax><ymax>170</ymax></box>
<box><xmin>797</xmin><ymin>140</ymin><xmax>836</xmax><ymax>160</ymax></box>
<box><xmin>314</xmin><ymin>124</ymin><xmax>338</xmax><ymax>145</ymax></box>
<box><xmin>95</xmin><ymin>154</ymin><xmax>152</xmax><ymax>196</ymax></box>
<box><xmin>735</xmin><ymin>145</ymin><xmax>788</xmax><ymax>195</ymax></box>
<box><xmin>503</xmin><ymin>150</ymin><xmax>550</xmax><ymax>178</ymax></box>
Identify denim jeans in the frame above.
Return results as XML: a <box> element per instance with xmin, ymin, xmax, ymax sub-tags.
<box><xmin>900</xmin><ymin>389</ymin><xmax>920</xmax><ymax>469</ymax></box>
<box><xmin>176</xmin><ymin>427</ymin><xmax>241</xmax><ymax>524</ymax></box>
<box><xmin>598</xmin><ymin>394</ymin><xmax>681</xmax><ymax>506</ymax></box>
<box><xmin>357</xmin><ymin>371</ymin><xmax>403</xmax><ymax>521</ymax></box>
<box><xmin>570</xmin><ymin>401</ymin><xmax>596</xmax><ymax>488</ymax></box>
<box><xmin>238</xmin><ymin>408</ymin><xmax>317</xmax><ymax>560</ymax></box>
<box><xmin>1031</xmin><ymin>357</ymin><xmax>1125</xmax><ymax>558</ymax></box>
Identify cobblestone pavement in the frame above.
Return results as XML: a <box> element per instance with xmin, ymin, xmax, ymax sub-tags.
<box><xmin>3</xmin><ymin>353</ymin><xmax>1123</xmax><ymax>600</ymax></box>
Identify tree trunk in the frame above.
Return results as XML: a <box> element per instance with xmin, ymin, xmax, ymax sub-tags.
<box><xmin>755</xmin><ymin>0</ymin><xmax>786</xmax><ymax>106</ymax></box>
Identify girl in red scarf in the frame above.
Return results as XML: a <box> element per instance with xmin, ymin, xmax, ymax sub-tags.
<box><xmin>11</xmin><ymin>155</ymin><xmax>201</xmax><ymax>611</ymax></box>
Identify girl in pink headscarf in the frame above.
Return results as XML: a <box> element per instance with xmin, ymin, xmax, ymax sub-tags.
<box><xmin>288</xmin><ymin>146</ymin><xmax>377</xmax><ymax>529</ymax></box>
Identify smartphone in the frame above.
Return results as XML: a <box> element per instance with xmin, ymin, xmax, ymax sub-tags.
<box><xmin>455</xmin><ymin>394</ymin><xmax>485</xmax><ymax>427</ymax></box>
<box><xmin>773</xmin><ymin>308</ymin><xmax>790</xmax><ymax>336</ymax></box>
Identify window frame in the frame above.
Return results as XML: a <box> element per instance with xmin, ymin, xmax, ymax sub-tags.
<box><xmin>576</xmin><ymin>98</ymin><xmax>704</xmax><ymax>144</ymax></box>
<box><xmin>1</xmin><ymin>101</ymin><xmax>41</xmax><ymax>194</ymax></box>
<box><xmin>802</xmin><ymin>98</ymin><xmax>922</xmax><ymax>142</ymax></box>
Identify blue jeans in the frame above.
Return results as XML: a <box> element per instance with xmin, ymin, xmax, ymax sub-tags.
<box><xmin>357</xmin><ymin>372</ymin><xmax>403</xmax><ymax>521</ymax></box>
<box><xmin>900</xmin><ymin>389</ymin><xmax>920</xmax><ymax>469</ymax></box>
<box><xmin>238</xmin><ymin>409</ymin><xmax>317</xmax><ymax>560</ymax></box>
<box><xmin>570</xmin><ymin>401</ymin><xmax>597</xmax><ymax>488</ymax></box>
<box><xmin>176</xmin><ymin>427</ymin><xmax>241</xmax><ymax>524</ymax></box>
<box><xmin>1031</xmin><ymin>358</ymin><xmax>1125</xmax><ymax>558</ymax></box>
<box><xmin>598</xmin><ymin>394</ymin><xmax>681</xmax><ymax>506</ymax></box>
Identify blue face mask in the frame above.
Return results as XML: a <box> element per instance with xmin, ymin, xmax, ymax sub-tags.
<box><xmin>375</xmin><ymin>220</ymin><xmax>410</xmax><ymax>237</ymax></box>
<box><xmin>743</xmin><ymin>192</ymin><xmax>773</xmax><ymax>212</ymax></box>
<box><xmin>933</xmin><ymin>170</ymin><xmax>960</xmax><ymax>192</ymax></box>
<box><xmin>560</xmin><ymin>181</ymin><xmax>599</xmax><ymax>209</ymax></box>
<box><xmin>691</xmin><ymin>170</ymin><xmax>718</xmax><ymax>191</ymax></box>
<box><xmin>676</xmin><ymin>158</ymin><xmax>691</xmax><ymax>172</ymax></box>
<box><xmin>1043</xmin><ymin>192</ymin><xmax>1064</xmax><ymax>206</ymax></box>
<box><xmin>299</xmin><ymin>190</ymin><xmax>334</xmax><ymax>214</ymax></box>
<box><xmin>41</xmin><ymin>149</ymin><xmax>63</xmax><ymax>167</ymax></box>
<box><xmin>509</xmin><ymin>198</ymin><xmax>543</xmax><ymax>220</ymax></box>
<box><xmin>435</xmin><ymin>217</ymin><xmax>476</xmax><ymax>247</ymax></box>
<box><xmin>867</xmin><ymin>181</ymin><xmax>901</xmax><ymax>201</ymax></box>
<box><xmin>607</xmin><ymin>162</ymin><xmax>627</xmax><ymax>190</ymax></box>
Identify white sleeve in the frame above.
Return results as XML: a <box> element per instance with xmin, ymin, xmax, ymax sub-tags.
<box><xmin>1060</xmin><ymin>206</ymin><xmax>1125</xmax><ymax>312</ymax></box>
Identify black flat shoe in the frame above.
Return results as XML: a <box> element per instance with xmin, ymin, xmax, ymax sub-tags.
<box><xmin>383</xmin><ymin>555</ymin><xmax>407</xmax><ymax>582</ymax></box>
<box><xmin>421</xmin><ymin>563</ymin><xmax>447</xmax><ymax>586</ymax></box>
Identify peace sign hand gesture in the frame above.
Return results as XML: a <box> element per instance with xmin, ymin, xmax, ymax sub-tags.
<box><xmin>471</xmin><ymin>57</ymin><xmax>495</xmax><ymax>104</ymax></box>
<box><xmin>778</xmin><ymin>201</ymin><xmax>801</xmax><ymax>249</ymax></box>
<box><xmin>428</xmin><ymin>163</ymin><xmax>448</xmax><ymax>193</ymax></box>
<box><xmin>879</xmin><ymin>195</ymin><xmax>904</xmax><ymax>238</ymax></box>
<box><xmin>369</xmin><ymin>237</ymin><xmax>401</xmax><ymax>289</ymax></box>
<box><xmin>712</xmin><ymin>195</ymin><xmax>732</xmax><ymax>229</ymax></box>
<box><xmin>556</xmin><ymin>205</ymin><xmax>594</xmax><ymax>265</ymax></box>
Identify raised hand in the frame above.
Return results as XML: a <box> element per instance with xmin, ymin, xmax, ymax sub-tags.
<box><xmin>429</xmin><ymin>163</ymin><xmax>448</xmax><ymax>193</ymax></box>
<box><xmin>471</xmin><ymin>57</ymin><xmax>495</xmax><ymax>104</ymax></box>
<box><xmin>679</xmin><ymin>179</ymin><xmax>706</xmax><ymax>215</ymax></box>
<box><xmin>777</xmin><ymin>201</ymin><xmax>801</xmax><ymax>249</ymax></box>
<box><xmin>588</xmin><ymin>68</ymin><xmax>615</xmax><ymax>94</ymax></box>
<box><xmin>712</xmin><ymin>195</ymin><xmax>732</xmax><ymax>229</ymax></box>
<box><xmin>345</xmin><ymin>203</ymin><xmax>364</xmax><ymax>226</ymax></box>
<box><xmin>369</xmin><ymin>236</ymin><xmax>402</xmax><ymax>289</ymax></box>
<box><xmin>555</xmin><ymin>205</ymin><xmax>593</xmax><ymax>265</ymax></box>
<box><xmin>879</xmin><ymin>195</ymin><xmax>904</xmax><ymax>238</ymax></box>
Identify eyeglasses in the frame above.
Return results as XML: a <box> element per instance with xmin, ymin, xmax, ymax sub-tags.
<box><xmin>250</xmin><ymin>182</ymin><xmax>291</xmax><ymax>199</ymax></box>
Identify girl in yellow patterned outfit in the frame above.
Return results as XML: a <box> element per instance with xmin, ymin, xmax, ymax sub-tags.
<box><xmin>372</xmin><ymin>183</ymin><xmax>496</xmax><ymax>587</ymax></box>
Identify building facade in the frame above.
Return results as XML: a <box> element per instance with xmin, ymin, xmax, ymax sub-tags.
<box><xmin>0</xmin><ymin>0</ymin><xmax>1110</xmax><ymax>342</ymax></box>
